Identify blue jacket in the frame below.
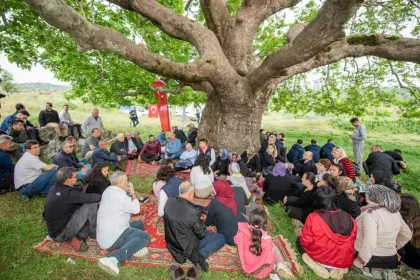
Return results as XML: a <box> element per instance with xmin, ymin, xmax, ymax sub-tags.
<box><xmin>165</xmin><ymin>138</ymin><xmax>182</xmax><ymax>156</ymax></box>
<box><xmin>320</xmin><ymin>143</ymin><xmax>336</xmax><ymax>161</ymax></box>
<box><xmin>0</xmin><ymin>150</ymin><xmax>15</xmax><ymax>180</ymax></box>
<box><xmin>156</xmin><ymin>134</ymin><xmax>167</xmax><ymax>145</ymax></box>
<box><xmin>53</xmin><ymin>150</ymin><xmax>83</xmax><ymax>169</ymax></box>
<box><xmin>287</xmin><ymin>144</ymin><xmax>304</xmax><ymax>163</ymax></box>
<box><xmin>0</xmin><ymin>114</ymin><xmax>15</xmax><ymax>131</ymax></box>
<box><xmin>162</xmin><ymin>177</ymin><xmax>184</xmax><ymax>198</ymax></box>
<box><xmin>92</xmin><ymin>148</ymin><xmax>118</xmax><ymax>166</ymax></box>
<box><xmin>304</xmin><ymin>144</ymin><xmax>321</xmax><ymax>163</ymax></box>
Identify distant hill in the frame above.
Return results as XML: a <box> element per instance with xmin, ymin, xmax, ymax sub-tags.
<box><xmin>18</xmin><ymin>82</ymin><xmax>71</xmax><ymax>92</ymax></box>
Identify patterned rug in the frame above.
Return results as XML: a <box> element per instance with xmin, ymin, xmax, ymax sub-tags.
<box><xmin>34</xmin><ymin>197</ymin><xmax>303</xmax><ymax>275</ymax></box>
<box><xmin>125</xmin><ymin>160</ymin><xmax>160</xmax><ymax>177</ymax></box>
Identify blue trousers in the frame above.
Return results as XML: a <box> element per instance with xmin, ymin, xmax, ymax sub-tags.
<box><xmin>161</xmin><ymin>152</ymin><xmax>181</xmax><ymax>160</ymax></box>
<box><xmin>76</xmin><ymin>164</ymin><xmax>92</xmax><ymax>181</ymax></box>
<box><xmin>199</xmin><ymin>232</ymin><xmax>226</xmax><ymax>259</ymax></box>
<box><xmin>107</xmin><ymin>221</ymin><xmax>151</xmax><ymax>262</ymax></box>
<box><xmin>17</xmin><ymin>169</ymin><xmax>57</xmax><ymax>196</ymax></box>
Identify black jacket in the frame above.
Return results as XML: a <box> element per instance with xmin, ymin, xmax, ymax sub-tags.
<box><xmin>43</xmin><ymin>183</ymin><xmax>101</xmax><ymax>238</ymax></box>
<box><xmin>174</xmin><ymin>129</ymin><xmax>187</xmax><ymax>143</ymax></box>
<box><xmin>188</xmin><ymin>128</ymin><xmax>198</xmax><ymax>146</ymax></box>
<box><xmin>163</xmin><ymin>197</ymin><xmax>207</xmax><ymax>264</ymax></box>
<box><xmin>366</xmin><ymin>151</ymin><xmax>400</xmax><ymax>179</ymax></box>
<box><xmin>211</xmin><ymin>157</ymin><xmax>229</xmax><ymax>176</ymax></box>
<box><xmin>286</xmin><ymin>187</ymin><xmax>317</xmax><ymax>223</ymax></box>
<box><xmin>53</xmin><ymin>150</ymin><xmax>83</xmax><ymax>169</ymax></box>
<box><xmin>238</xmin><ymin>160</ymin><xmax>253</xmax><ymax>177</ymax></box>
<box><xmin>124</xmin><ymin>137</ymin><xmax>144</xmax><ymax>151</ymax></box>
<box><xmin>85</xmin><ymin>179</ymin><xmax>111</xmax><ymax>195</ymax></box>
<box><xmin>263</xmin><ymin>174</ymin><xmax>297</xmax><ymax>205</ymax></box>
<box><xmin>38</xmin><ymin>109</ymin><xmax>60</xmax><ymax>126</ymax></box>
<box><xmin>292</xmin><ymin>159</ymin><xmax>318</xmax><ymax>177</ymax></box>
<box><xmin>110</xmin><ymin>141</ymin><xmax>128</xmax><ymax>155</ymax></box>
<box><xmin>259</xmin><ymin>141</ymin><xmax>286</xmax><ymax>163</ymax></box>
<box><xmin>338</xmin><ymin>193</ymin><xmax>361</xmax><ymax>219</ymax></box>
<box><xmin>241</xmin><ymin>152</ymin><xmax>262</xmax><ymax>173</ymax></box>
<box><xmin>7</xmin><ymin>128</ymin><xmax>29</xmax><ymax>143</ymax></box>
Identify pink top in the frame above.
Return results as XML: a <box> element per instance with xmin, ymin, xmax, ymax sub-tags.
<box><xmin>234</xmin><ymin>222</ymin><xmax>275</xmax><ymax>279</ymax></box>
<box><xmin>153</xmin><ymin>180</ymin><xmax>165</xmax><ymax>199</ymax></box>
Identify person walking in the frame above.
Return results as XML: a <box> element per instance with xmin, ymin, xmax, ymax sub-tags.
<box><xmin>349</xmin><ymin>117</ymin><xmax>367</xmax><ymax>170</ymax></box>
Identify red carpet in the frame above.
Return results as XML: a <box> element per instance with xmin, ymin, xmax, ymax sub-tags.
<box><xmin>34</xmin><ymin>197</ymin><xmax>303</xmax><ymax>275</ymax></box>
<box><xmin>125</xmin><ymin>160</ymin><xmax>160</xmax><ymax>177</ymax></box>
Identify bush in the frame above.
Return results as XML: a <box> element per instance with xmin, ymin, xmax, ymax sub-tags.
<box><xmin>329</xmin><ymin>118</ymin><xmax>420</xmax><ymax>135</ymax></box>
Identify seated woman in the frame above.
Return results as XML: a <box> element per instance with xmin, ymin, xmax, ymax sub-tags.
<box><xmin>230</xmin><ymin>152</ymin><xmax>259</xmax><ymax>194</ymax></box>
<box><xmin>298</xmin><ymin>187</ymin><xmax>357</xmax><ymax>279</ymax></box>
<box><xmin>227</xmin><ymin>162</ymin><xmax>251</xmax><ymax>201</ymax></box>
<box><xmin>316</xmin><ymin>159</ymin><xmax>331</xmax><ymax>183</ymax></box>
<box><xmin>369</xmin><ymin>170</ymin><xmax>401</xmax><ymax>193</ymax></box>
<box><xmin>211</xmin><ymin>148</ymin><xmax>230</xmax><ymax>177</ymax></box>
<box><xmin>84</xmin><ymin>163</ymin><xmax>111</xmax><ymax>195</ymax></box>
<box><xmin>152</xmin><ymin>166</ymin><xmax>172</xmax><ymax>199</ymax></box>
<box><xmin>331</xmin><ymin>147</ymin><xmax>356</xmax><ymax>180</ymax></box>
<box><xmin>398</xmin><ymin>194</ymin><xmax>420</xmax><ymax>269</ymax></box>
<box><xmin>284</xmin><ymin>172</ymin><xmax>317</xmax><ymax>223</ymax></box>
<box><xmin>190</xmin><ymin>154</ymin><xmax>214</xmax><ymax>198</ymax></box>
<box><xmin>262</xmin><ymin>144</ymin><xmax>278</xmax><ymax>175</ymax></box>
<box><xmin>241</xmin><ymin>148</ymin><xmax>262</xmax><ymax>175</ymax></box>
<box><xmin>330</xmin><ymin>163</ymin><xmax>361</xmax><ymax>219</ymax></box>
<box><xmin>205</xmin><ymin>180</ymin><xmax>247</xmax><ymax>246</ymax></box>
<box><xmin>234</xmin><ymin>208</ymin><xmax>294</xmax><ymax>279</ymax></box>
<box><xmin>263</xmin><ymin>162</ymin><xmax>297</xmax><ymax>205</ymax></box>
<box><xmin>353</xmin><ymin>185</ymin><xmax>412</xmax><ymax>277</ymax></box>
<box><xmin>317</xmin><ymin>173</ymin><xmax>335</xmax><ymax>188</ymax></box>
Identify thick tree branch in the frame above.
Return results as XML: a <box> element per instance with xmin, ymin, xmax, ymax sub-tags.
<box><xmin>25</xmin><ymin>0</ymin><xmax>213</xmax><ymax>83</ymax></box>
<box><xmin>248</xmin><ymin>0</ymin><xmax>364</xmax><ymax>90</ymax></box>
<box><xmin>118</xmin><ymin>82</ymin><xmax>185</xmax><ymax>96</ymax></box>
<box><xmin>199</xmin><ymin>0</ymin><xmax>231</xmax><ymax>44</ymax></box>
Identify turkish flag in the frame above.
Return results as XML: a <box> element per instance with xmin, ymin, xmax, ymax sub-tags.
<box><xmin>148</xmin><ymin>104</ymin><xmax>159</xmax><ymax>118</ymax></box>
<box><xmin>152</xmin><ymin>80</ymin><xmax>171</xmax><ymax>131</ymax></box>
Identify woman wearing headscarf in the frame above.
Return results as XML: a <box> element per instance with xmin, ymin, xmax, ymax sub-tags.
<box><xmin>231</xmin><ymin>152</ymin><xmax>260</xmax><ymax>193</ymax></box>
<box><xmin>211</xmin><ymin>148</ymin><xmax>230</xmax><ymax>177</ymax></box>
<box><xmin>227</xmin><ymin>162</ymin><xmax>251</xmax><ymax>202</ymax></box>
<box><xmin>263</xmin><ymin>162</ymin><xmax>297</xmax><ymax>205</ymax></box>
<box><xmin>353</xmin><ymin>185</ymin><xmax>412</xmax><ymax>276</ymax></box>
<box><xmin>205</xmin><ymin>180</ymin><xmax>247</xmax><ymax>245</ymax></box>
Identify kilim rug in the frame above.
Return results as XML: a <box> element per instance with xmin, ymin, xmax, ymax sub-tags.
<box><xmin>34</xmin><ymin>197</ymin><xmax>303</xmax><ymax>275</ymax></box>
<box><xmin>125</xmin><ymin>160</ymin><xmax>160</xmax><ymax>176</ymax></box>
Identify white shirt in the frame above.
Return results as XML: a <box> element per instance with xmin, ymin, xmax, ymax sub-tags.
<box><xmin>59</xmin><ymin>110</ymin><xmax>73</xmax><ymax>123</ymax></box>
<box><xmin>14</xmin><ymin>152</ymin><xmax>46</xmax><ymax>189</ymax></box>
<box><xmin>97</xmin><ymin>186</ymin><xmax>140</xmax><ymax>249</ymax></box>
<box><xmin>158</xmin><ymin>191</ymin><xmax>168</xmax><ymax>217</ymax></box>
<box><xmin>190</xmin><ymin>166</ymin><xmax>214</xmax><ymax>190</ymax></box>
<box><xmin>127</xmin><ymin>138</ymin><xmax>137</xmax><ymax>152</ymax></box>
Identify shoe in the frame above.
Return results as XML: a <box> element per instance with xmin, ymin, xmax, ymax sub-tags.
<box><xmin>197</xmin><ymin>253</ymin><xmax>209</xmax><ymax>272</ymax></box>
<box><xmin>138</xmin><ymin>195</ymin><xmax>150</xmax><ymax>204</ymax></box>
<box><xmin>71</xmin><ymin>236</ymin><xmax>88</xmax><ymax>252</ymax></box>
<box><xmin>302</xmin><ymin>253</ymin><xmax>329</xmax><ymax>279</ymax></box>
<box><xmin>329</xmin><ymin>268</ymin><xmax>348</xmax><ymax>279</ymax></box>
<box><xmin>276</xmin><ymin>262</ymin><xmax>295</xmax><ymax>278</ymax></box>
<box><xmin>98</xmin><ymin>257</ymin><xmax>119</xmax><ymax>276</ymax></box>
<box><xmin>186</xmin><ymin>265</ymin><xmax>202</xmax><ymax>279</ymax></box>
<box><xmin>133</xmin><ymin>247</ymin><xmax>148</xmax><ymax>258</ymax></box>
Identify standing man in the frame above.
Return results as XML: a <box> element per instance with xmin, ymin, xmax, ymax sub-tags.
<box><xmin>38</xmin><ymin>103</ymin><xmax>68</xmax><ymax>139</ymax></box>
<box><xmin>82</xmin><ymin>109</ymin><xmax>104</xmax><ymax>137</ymax></box>
<box><xmin>97</xmin><ymin>171</ymin><xmax>150</xmax><ymax>275</ymax></box>
<box><xmin>349</xmin><ymin>117</ymin><xmax>367</xmax><ymax>170</ymax></box>
<box><xmin>81</xmin><ymin>128</ymin><xmax>101</xmax><ymax>160</ymax></box>
<box><xmin>187</xmin><ymin>123</ymin><xmax>198</xmax><ymax>147</ymax></box>
<box><xmin>129</xmin><ymin>106</ymin><xmax>139</xmax><ymax>127</ymax></box>
<box><xmin>0</xmin><ymin>135</ymin><xmax>15</xmax><ymax>194</ymax></box>
<box><xmin>59</xmin><ymin>105</ymin><xmax>84</xmax><ymax>139</ymax></box>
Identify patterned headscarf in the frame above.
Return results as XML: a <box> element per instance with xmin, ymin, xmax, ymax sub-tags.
<box><xmin>367</xmin><ymin>184</ymin><xmax>401</xmax><ymax>213</ymax></box>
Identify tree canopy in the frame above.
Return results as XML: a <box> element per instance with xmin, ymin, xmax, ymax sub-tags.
<box><xmin>1</xmin><ymin>0</ymin><xmax>419</xmax><ymax>118</ymax></box>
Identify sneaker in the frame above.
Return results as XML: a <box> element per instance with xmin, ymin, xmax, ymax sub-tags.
<box><xmin>329</xmin><ymin>268</ymin><xmax>348</xmax><ymax>279</ymax></box>
<box><xmin>302</xmin><ymin>253</ymin><xmax>329</xmax><ymax>279</ymax></box>
<box><xmin>98</xmin><ymin>257</ymin><xmax>119</xmax><ymax>276</ymax></box>
<box><xmin>133</xmin><ymin>247</ymin><xmax>148</xmax><ymax>258</ymax></box>
<box><xmin>71</xmin><ymin>236</ymin><xmax>88</xmax><ymax>252</ymax></box>
<box><xmin>276</xmin><ymin>262</ymin><xmax>294</xmax><ymax>279</ymax></box>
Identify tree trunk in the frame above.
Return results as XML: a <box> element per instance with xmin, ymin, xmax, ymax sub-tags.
<box><xmin>197</xmin><ymin>87</ymin><xmax>269</xmax><ymax>152</ymax></box>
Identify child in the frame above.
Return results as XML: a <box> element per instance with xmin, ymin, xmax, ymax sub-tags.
<box><xmin>234</xmin><ymin>208</ymin><xmax>293</xmax><ymax>279</ymax></box>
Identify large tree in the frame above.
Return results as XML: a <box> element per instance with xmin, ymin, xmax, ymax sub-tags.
<box><xmin>2</xmin><ymin>0</ymin><xmax>420</xmax><ymax>150</ymax></box>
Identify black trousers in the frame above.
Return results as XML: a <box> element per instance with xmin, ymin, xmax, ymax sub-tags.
<box><xmin>355</xmin><ymin>251</ymin><xmax>399</xmax><ymax>269</ymax></box>
<box><xmin>141</xmin><ymin>153</ymin><xmax>160</xmax><ymax>163</ymax></box>
<box><xmin>286</xmin><ymin>197</ymin><xmax>305</xmax><ymax>222</ymax></box>
<box><xmin>0</xmin><ymin>172</ymin><xmax>14</xmax><ymax>192</ymax></box>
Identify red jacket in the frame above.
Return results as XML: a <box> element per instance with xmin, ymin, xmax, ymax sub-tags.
<box><xmin>139</xmin><ymin>141</ymin><xmax>161</xmax><ymax>156</ymax></box>
<box><xmin>332</xmin><ymin>158</ymin><xmax>356</xmax><ymax>179</ymax></box>
<box><xmin>300</xmin><ymin>211</ymin><xmax>357</xmax><ymax>268</ymax></box>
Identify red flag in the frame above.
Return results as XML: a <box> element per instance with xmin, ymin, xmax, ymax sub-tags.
<box><xmin>152</xmin><ymin>80</ymin><xmax>171</xmax><ymax>131</ymax></box>
<box><xmin>148</xmin><ymin>104</ymin><xmax>159</xmax><ymax>118</ymax></box>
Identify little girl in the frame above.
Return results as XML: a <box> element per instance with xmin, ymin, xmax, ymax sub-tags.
<box><xmin>234</xmin><ymin>208</ymin><xmax>294</xmax><ymax>279</ymax></box>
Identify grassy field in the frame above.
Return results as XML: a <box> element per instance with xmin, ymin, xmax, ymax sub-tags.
<box><xmin>1</xmin><ymin>92</ymin><xmax>419</xmax><ymax>279</ymax></box>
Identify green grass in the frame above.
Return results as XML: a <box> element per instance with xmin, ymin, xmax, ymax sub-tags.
<box><xmin>1</xmin><ymin>92</ymin><xmax>420</xmax><ymax>279</ymax></box>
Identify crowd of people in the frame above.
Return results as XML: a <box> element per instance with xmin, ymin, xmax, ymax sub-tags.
<box><xmin>0</xmin><ymin>105</ymin><xmax>419</xmax><ymax>280</ymax></box>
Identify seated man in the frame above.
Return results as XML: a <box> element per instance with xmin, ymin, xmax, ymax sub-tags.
<box><xmin>156</xmin><ymin>130</ymin><xmax>167</xmax><ymax>146</ymax></box>
<box><xmin>97</xmin><ymin>171</ymin><xmax>151</xmax><ymax>275</ymax></box>
<box><xmin>164</xmin><ymin>181</ymin><xmax>226</xmax><ymax>271</ymax></box>
<box><xmin>38</xmin><ymin>102</ymin><xmax>68</xmax><ymax>139</ymax></box>
<box><xmin>198</xmin><ymin>139</ymin><xmax>216</xmax><ymax>167</ymax></box>
<box><xmin>110</xmin><ymin>133</ymin><xmax>132</xmax><ymax>160</ymax></box>
<box><xmin>157</xmin><ymin>167</ymin><xmax>185</xmax><ymax>217</ymax></box>
<box><xmin>82</xmin><ymin>109</ymin><xmax>103</xmax><ymax>137</ymax></box>
<box><xmin>365</xmin><ymin>145</ymin><xmax>400</xmax><ymax>180</ymax></box>
<box><xmin>7</xmin><ymin>119</ymin><xmax>30</xmax><ymax>157</ymax></box>
<box><xmin>13</xmin><ymin>103</ymin><xmax>48</xmax><ymax>145</ymax></box>
<box><xmin>175</xmin><ymin>143</ymin><xmax>198</xmax><ymax>171</ymax></box>
<box><xmin>125</xmin><ymin>131</ymin><xmax>143</xmax><ymax>157</ymax></box>
<box><xmin>139</xmin><ymin>135</ymin><xmax>161</xmax><ymax>164</ymax></box>
<box><xmin>131</xmin><ymin>131</ymin><xmax>144</xmax><ymax>151</ymax></box>
<box><xmin>81</xmin><ymin>128</ymin><xmax>101</xmax><ymax>160</ymax></box>
<box><xmin>320</xmin><ymin>139</ymin><xmax>336</xmax><ymax>161</ymax></box>
<box><xmin>0</xmin><ymin>135</ymin><xmax>15</xmax><ymax>194</ymax></box>
<box><xmin>14</xmin><ymin>140</ymin><xmax>58</xmax><ymax>198</ymax></box>
<box><xmin>162</xmin><ymin>132</ymin><xmax>182</xmax><ymax>161</ymax></box>
<box><xmin>93</xmin><ymin>140</ymin><xmax>121</xmax><ymax>170</ymax></box>
<box><xmin>383</xmin><ymin>149</ymin><xmax>407</xmax><ymax>170</ymax></box>
<box><xmin>172</xmin><ymin>126</ymin><xmax>187</xmax><ymax>147</ymax></box>
<box><xmin>259</xmin><ymin>135</ymin><xmax>285</xmax><ymax>163</ymax></box>
<box><xmin>293</xmin><ymin>151</ymin><xmax>318</xmax><ymax>178</ymax></box>
<box><xmin>53</xmin><ymin>141</ymin><xmax>91</xmax><ymax>180</ymax></box>
<box><xmin>304</xmin><ymin>139</ymin><xmax>321</xmax><ymax>163</ymax></box>
<box><xmin>59</xmin><ymin>105</ymin><xmax>83</xmax><ymax>139</ymax></box>
<box><xmin>287</xmin><ymin>139</ymin><xmax>305</xmax><ymax>163</ymax></box>
<box><xmin>44</xmin><ymin>167</ymin><xmax>100</xmax><ymax>251</ymax></box>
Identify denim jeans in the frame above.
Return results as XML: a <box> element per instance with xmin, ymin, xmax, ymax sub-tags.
<box><xmin>161</xmin><ymin>152</ymin><xmax>181</xmax><ymax>160</ymax></box>
<box><xmin>199</xmin><ymin>232</ymin><xmax>226</xmax><ymax>259</ymax></box>
<box><xmin>107</xmin><ymin>221</ymin><xmax>151</xmax><ymax>262</ymax></box>
<box><xmin>76</xmin><ymin>164</ymin><xmax>92</xmax><ymax>181</ymax></box>
<box><xmin>17</xmin><ymin>169</ymin><xmax>57</xmax><ymax>196</ymax></box>
<box><xmin>62</xmin><ymin>121</ymin><xmax>82</xmax><ymax>137</ymax></box>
